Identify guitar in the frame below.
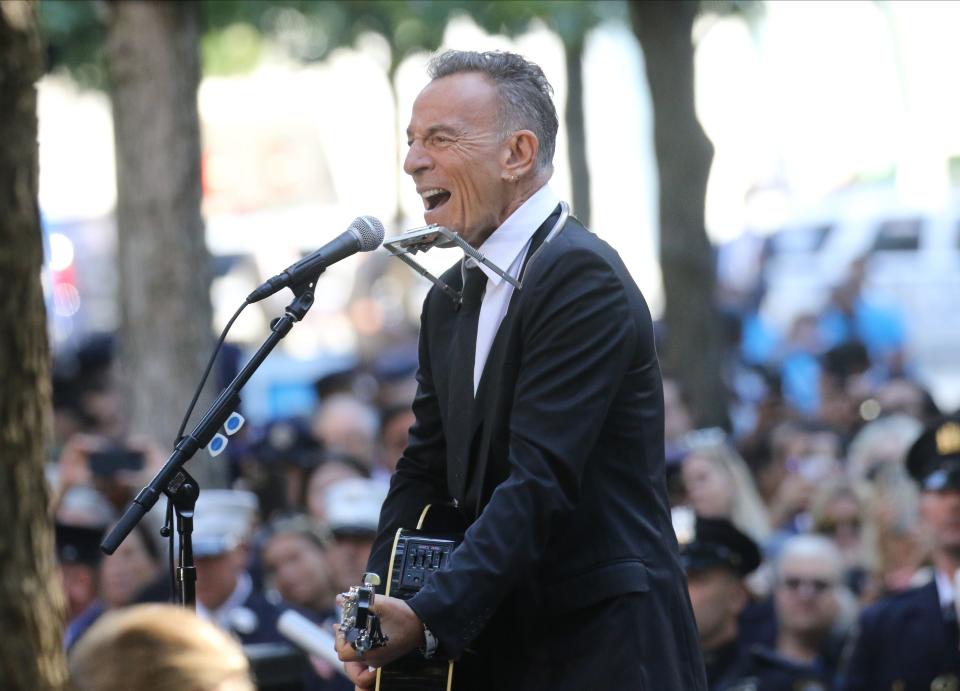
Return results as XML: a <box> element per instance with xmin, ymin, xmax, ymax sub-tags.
<box><xmin>340</xmin><ymin>504</ymin><xmax>467</xmax><ymax>691</ymax></box>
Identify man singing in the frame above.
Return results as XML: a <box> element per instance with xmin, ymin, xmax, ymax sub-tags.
<box><xmin>335</xmin><ymin>49</ymin><xmax>705</xmax><ymax>690</ymax></box>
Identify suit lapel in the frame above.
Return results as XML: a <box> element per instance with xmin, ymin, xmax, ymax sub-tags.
<box><xmin>462</xmin><ymin>206</ymin><xmax>562</xmax><ymax>510</ymax></box>
<box><xmin>473</xmin><ymin>206</ymin><xmax>560</xmax><ymax>409</ymax></box>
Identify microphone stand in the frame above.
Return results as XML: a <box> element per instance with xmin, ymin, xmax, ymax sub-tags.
<box><xmin>162</xmin><ymin>469</ymin><xmax>200</xmax><ymax>608</ymax></box>
<box><xmin>101</xmin><ymin>279</ymin><xmax>319</xmax><ymax>609</ymax></box>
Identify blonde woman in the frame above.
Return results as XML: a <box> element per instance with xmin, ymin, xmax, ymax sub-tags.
<box><xmin>680</xmin><ymin>430</ymin><xmax>776</xmax><ymax>597</ymax></box>
<box><xmin>68</xmin><ymin>604</ymin><xmax>254</xmax><ymax>691</ymax></box>
<box><xmin>680</xmin><ymin>429</ymin><xmax>772</xmax><ymax>546</ymax></box>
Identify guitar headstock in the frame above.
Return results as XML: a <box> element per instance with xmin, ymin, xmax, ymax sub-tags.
<box><xmin>339</xmin><ymin>572</ymin><xmax>388</xmax><ymax>654</ymax></box>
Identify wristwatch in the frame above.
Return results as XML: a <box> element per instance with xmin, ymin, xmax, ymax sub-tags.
<box><xmin>420</xmin><ymin>622</ymin><xmax>438</xmax><ymax>659</ymax></box>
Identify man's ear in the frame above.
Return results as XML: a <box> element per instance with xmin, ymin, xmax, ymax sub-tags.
<box><xmin>730</xmin><ymin>580</ymin><xmax>750</xmax><ymax>617</ymax></box>
<box><xmin>501</xmin><ymin>130</ymin><xmax>539</xmax><ymax>181</ymax></box>
<box><xmin>232</xmin><ymin>542</ymin><xmax>251</xmax><ymax>571</ymax></box>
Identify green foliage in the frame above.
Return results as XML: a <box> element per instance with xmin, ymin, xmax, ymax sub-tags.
<box><xmin>36</xmin><ymin>0</ymin><xmax>645</xmax><ymax>88</ymax></box>
<box><xmin>199</xmin><ymin>0</ymin><xmax>450</xmax><ymax>75</ymax></box>
<box><xmin>39</xmin><ymin>0</ymin><xmax>106</xmax><ymax>88</ymax></box>
<box><xmin>202</xmin><ymin>21</ymin><xmax>264</xmax><ymax>75</ymax></box>
<box><xmin>457</xmin><ymin>0</ymin><xmax>626</xmax><ymax>47</ymax></box>
<box><xmin>700</xmin><ymin>0</ymin><xmax>764</xmax><ymax>21</ymax></box>
<box><xmin>323</xmin><ymin>1</ymin><xmax>450</xmax><ymax>74</ymax></box>
<box><xmin>202</xmin><ymin>1</ymin><xmax>349</xmax><ymax>67</ymax></box>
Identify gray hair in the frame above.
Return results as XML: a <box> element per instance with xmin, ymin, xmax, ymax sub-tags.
<box><xmin>775</xmin><ymin>534</ymin><xmax>859</xmax><ymax>634</ymax></box>
<box><xmin>428</xmin><ymin>50</ymin><xmax>559</xmax><ymax>172</ymax></box>
<box><xmin>775</xmin><ymin>534</ymin><xmax>844</xmax><ymax>581</ymax></box>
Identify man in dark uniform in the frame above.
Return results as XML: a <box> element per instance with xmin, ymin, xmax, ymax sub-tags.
<box><xmin>193</xmin><ymin>489</ymin><xmax>287</xmax><ymax>646</ymax></box>
<box><xmin>723</xmin><ymin>652</ymin><xmax>831</xmax><ymax>691</ymax></box>
<box><xmin>57</xmin><ymin>522</ymin><xmax>106</xmax><ymax>648</ymax></box>
<box><xmin>679</xmin><ymin>513</ymin><xmax>832</xmax><ymax>691</ymax></box>
<box><xmin>675</xmin><ymin>511</ymin><xmax>762</xmax><ymax>690</ymax></box>
<box><xmin>839</xmin><ymin>415</ymin><xmax>960</xmax><ymax>691</ymax></box>
<box><xmin>724</xmin><ymin>533</ymin><xmax>848</xmax><ymax>691</ymax></box>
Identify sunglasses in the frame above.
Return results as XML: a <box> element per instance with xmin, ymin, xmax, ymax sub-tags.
<box><xmin>817</xmin><ymin>517</ymin><xmax>862</xmax><ymax>535</ymax></box>
<box><xmin>780</xmin><ymin>576</ymin><xmax>835</xmax><ymax>594</ymax></box>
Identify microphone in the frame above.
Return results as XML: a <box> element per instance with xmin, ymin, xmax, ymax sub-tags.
<box><xmin>247</xmin><ymin>216</ymin><xmax>385</xmax><ymax>303</ymax></box>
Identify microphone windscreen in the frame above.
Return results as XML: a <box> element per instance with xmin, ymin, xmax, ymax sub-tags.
<box><xmin>277</xmin><ymin>609</ymin><xmax>349</xmax><ymax>676</ymax></box>
<box><xmin>352</xmin><ymin>216</ymin><xmax>385</xmax><ymax>251</ymax></box>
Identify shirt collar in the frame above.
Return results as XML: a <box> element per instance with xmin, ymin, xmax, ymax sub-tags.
<box><xmin>936</xmin><ymin>568</ymin><xmax>960</xmax><ymax>607</ymax></box>
<box><xmin>468</xmin><ymin>184</ymin><xmax>561</xmax><ymax>286</ymax></box>
<box><xmin>197</xmin><ymin>570</ymin><xmax>252</xmax><ymax>625</ymax></box>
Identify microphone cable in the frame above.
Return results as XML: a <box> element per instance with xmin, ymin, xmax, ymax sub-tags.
<box><xmin>164</xmin><ymin>299</ymin><xmax>247</xmax><ymax>604</ymax></box>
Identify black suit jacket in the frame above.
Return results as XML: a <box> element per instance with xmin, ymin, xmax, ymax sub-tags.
<box><xmin>369</xmin><ymin>212</ymin><xmax>705</xmax><ymax>689</ymax></box>
<box><xmin>839</xmin><ymin>580</ymin><xmax>960</xmax><ymax>691</ymax></box>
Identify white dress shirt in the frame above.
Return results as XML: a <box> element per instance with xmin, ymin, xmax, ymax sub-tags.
<box><xmin>935</xmin><ymin>567</ymin><xmax>960</xmax><ymax>613</ymax></box>
<box><xmin>936</xmin><ymin>568</ymin><xmax>955</xmax><ymax>607</ymax></box>
<box><xmin>465</xmin><ymin>184</ymin><xmax>561</xmax><ymax>394</ymax></box>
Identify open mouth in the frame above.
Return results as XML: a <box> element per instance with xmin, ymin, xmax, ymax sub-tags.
<box><xmin>421</xmin><ymin>188</ymin><xmax>451</xmax><ymax>212</ymax></box>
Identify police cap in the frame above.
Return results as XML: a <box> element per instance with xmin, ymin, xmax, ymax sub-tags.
<box><xmin>675</xmin><ymin>511</ymin><xmax>761</xmax><ymax>577</ymax></box>
<box><xmin>906</xmin><ymin>416</ymin><xmax>960</xmax><ymax>492</ymax></box>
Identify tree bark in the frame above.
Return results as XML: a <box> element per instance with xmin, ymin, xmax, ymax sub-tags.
<box><xmin>105</xmin><ymin>1</ymin><xmax>224</xmax><ymax>486</ymax></box>
<box><xmin>0</xmin><ymin>2</ymin><xmax>69</xmax><ymax>688</ymax></box>
<box><xmin>563</xmin><ymin>39</ymin><xmax>591</xmax><ymax>227</ymax></box>
<box><xmin>630</xmin><ymin>0</ymin><xmax>729</xmax><ymax>429</ymax></box>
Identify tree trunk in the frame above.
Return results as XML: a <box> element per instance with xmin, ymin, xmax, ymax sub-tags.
<box><xmin>563</xmin><ymin>39</ymin><xmax>591</xmax><ymax>227</ymax></box>
<box><xmin>390</xmin><ymin>59</ymin><xmax>405</xmax><ymax>231</ymax></box>
<box><xmin>630</xmin><ymin>0</ymin><xmax>729</xmax><ymax>429</ymax></box>
<box><xmin>105</xmin><ymin>1</ymin><xmax>224</xmax><ymax>487</ymax></box>
<box><xmin>0</xmin><ymin>2</ymin><xmax>69</xmax><ymax>688</ymax></box>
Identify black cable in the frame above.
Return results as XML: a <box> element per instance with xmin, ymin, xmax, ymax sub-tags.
<box><xmin>166</xmin><ymin>501</ymin><xmax>177</xmax><ymax>604</ymax></box>
<box><xmin>174</xmin><ymin>301</ymin><xmax>248</xmax><ymax>444</ymax></box>
<box><xmin>165</xmin><ymin>299</ymin><xmax>248</xmax><ymax>607</ymax></box>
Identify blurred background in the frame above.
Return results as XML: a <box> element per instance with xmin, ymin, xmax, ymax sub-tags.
<box><xmin>37</xmin><ymin>0</ymin><xmax>960</xmax><ymax>428</ymax></box>
<box><xmin>9</xmin><ymin>0</ymin><xmax>960</xmax><ymax>688</ymax></box>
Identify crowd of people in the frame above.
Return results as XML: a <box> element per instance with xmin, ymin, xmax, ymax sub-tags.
<box><xmin>49</xmin><ymin>252</ymin><xmax>957</xmax><ymax>691</ymax></box>
<box><xmin>50</xmin><ymin>334</ymin><xmax>414</xmax><ymax>690</ymax></box>
<box><xmin>669</xmin><ymin>253</ymin><xmax>960</xmax><ymax>689</ymax></box>
<box><xmin>49</xmin><ymin>251</ymin><xmax>960</xmax><ymax>691</ymax></box>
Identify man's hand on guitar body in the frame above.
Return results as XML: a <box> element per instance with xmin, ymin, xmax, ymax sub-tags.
<box><xmin>334</xmin><ymin>594</ymin><xmax>427</xmax><ymax>689</ymax></box>
<box><xmin>340</xmin><ymin>662</ymin><xmax>376</xmax><ymax>691</ymax></box>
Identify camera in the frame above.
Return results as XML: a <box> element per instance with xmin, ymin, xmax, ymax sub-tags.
<box><xmin>89</xmin><ymin>448</ymin><xmax>145</xmax><ymax>477</ymax></box>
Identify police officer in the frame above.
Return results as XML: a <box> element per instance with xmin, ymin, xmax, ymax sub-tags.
<box><xmin>839</xmin><ymin>415</ymin><xmax>960</xmax><ymax>691</ymax></box>
<box><xmin>678</xmin><ymin>511</ymin><xmax>833</xmax><ymax>691</ymax></box>
<box><xmin>723</xmin><ymin>650</ymin><xmax>830</xmax><ymax>691</ymax></box>
<box><xmin>192</xmin><ymin>489</ymin><xmax>286</xmax><ymax>646</ymax></box>
<box><xmin>675</xmin><ymin>511</ymin><xmax>762</xmax><ymax>690</ymax></box>
<box><xmin>57</xmin><ymin>521</ymin><xmax>106</xmax><ymax>647</ymax></box>
<box><xmin>723</xmin><ymin>534</ymin><xmax>841</xmax><ymax>691</ymax></box>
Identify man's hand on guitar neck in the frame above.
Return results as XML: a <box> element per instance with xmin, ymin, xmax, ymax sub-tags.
<box><xmin>333</xmin><ymin>594</ymin><xmax>427</xmax><ymax>689</ymax></box>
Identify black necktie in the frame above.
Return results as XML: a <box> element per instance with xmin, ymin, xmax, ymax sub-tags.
<box><xmin>453</xmin><ymin>265</ymin><xmax>486</xmax><ymax>391</ymax></box>
<box><xmin>459</xmin><ymin>265</ymin><xmax>486</xmax><ymax>313</ymax></box>
<box><xmin>446</xmin><ymin>265</ymin><xmax>487</xmax><ymax>496</ymax></box>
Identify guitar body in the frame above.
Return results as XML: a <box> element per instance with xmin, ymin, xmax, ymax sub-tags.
<box><xmin>375</xmin><ymin>504</ymin><xmax>467</xmax><ymax>691</ymax></box>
